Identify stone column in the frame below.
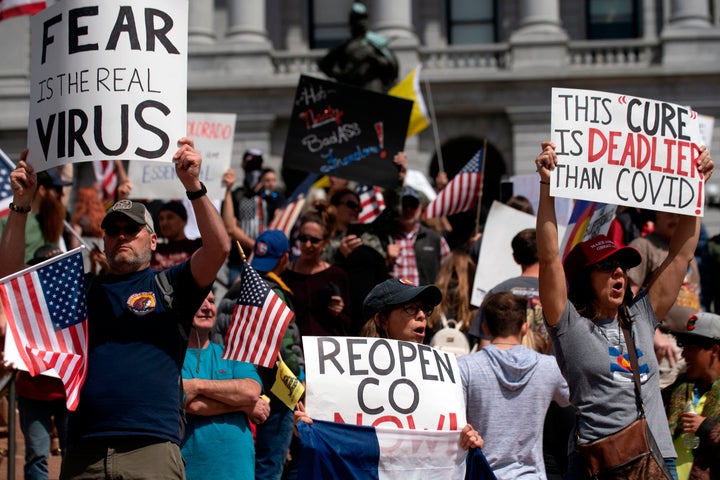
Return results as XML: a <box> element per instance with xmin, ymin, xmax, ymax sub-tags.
<box><xmin>662</xmin><ymin>0</ymin><xmax>720</xmax><ymax>65</ymax></box>
<box><xmin>369</xmin><ymin>0</ymin><xmax>419</xmax><ymax>77</ymax></box>
<box><xmin>227</xmin><ymin>0</ymin><xmax>270</xmax><ymax>46</ymax></box>
<box><xmin>188</xmin><ymin>0</ymin><xmax>215</xmax><ymax>44</ymax></box>
<box><xmin>509</xmin><ymin>0</ymin><xmax>568</xmax><ymax>69</ymax></box>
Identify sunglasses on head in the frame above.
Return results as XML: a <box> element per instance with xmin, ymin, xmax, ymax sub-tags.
<box><xmin>105</xmin><ymin>223</ymin><xmax>144</xmax><ymax>237</ymax></box>
<box><xmin>592</xmin><ymin>258</ymin><xmax>623</xmax><ymax>273</ymax></box>
<box><xmin>342</xmin><ymin>200</ymin><xmax>361</xmax><ymax>210</ymax></box>
<box><xmin>298</xmin><ymin>234</ymin><xmax>323</xmax><ymax>245</ymax></box>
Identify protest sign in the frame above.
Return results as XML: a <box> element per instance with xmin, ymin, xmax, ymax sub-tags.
<box><xmin>471</xmin><ymin>201</ymin><xmax>566</xmax><ymax>306</ymax></box>
<box><xmin>283</xmin><ymin>75</ymin><xmax>412</xmax><ymax>188</ymax></box>
<box><xmin>27</xmin><ymin>0</ymin><xmax>188</xmax><ymax>171</ymax></box>
<box><xmin>698</xmin><ymin>114</ymin><xmax>715</xmax><ymax>150</ymax></box>
<box><xmin>550</xmin><ymin>88</ymin><xmax>705</xmax><ymax>216</ymax></box>
<box><xmin>127</xmin><ymin>112</ymin><xmax>235</xmax><ymax>200</ymax></box>
<box><xmin>303</xmin><ymin>336</ymin><xmax>466</xmax><ymax>431</ymax></box>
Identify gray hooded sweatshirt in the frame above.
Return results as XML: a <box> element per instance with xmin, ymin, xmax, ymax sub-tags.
<box><xmin>458</xmin><ymin>345</ymin><xmax>569</xmax><ymax>479</ymax></box>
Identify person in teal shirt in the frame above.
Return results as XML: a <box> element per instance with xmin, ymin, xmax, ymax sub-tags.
<box><xmin>181</xmin><ymin>290</ymin><xmax>269</xmax><ymax>480</ymax></box>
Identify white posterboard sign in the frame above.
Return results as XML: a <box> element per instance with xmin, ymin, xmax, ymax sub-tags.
<box><xmin>27</xmin><ymin>0</ymin><xmax>188</xmax><ymax>171</ymax></box>
<box><xmin>698</xmin><ymin>114</ymin><xmax>715</xmax><ymax>151</ymax></box>
<box><xmin>127</xmin><ymin>112</ymin><xmax>236</xmax><ymax>200</ymax></box>
<box><xmin>303</xmin><ymin>336</ymin><xmax>466</xmax><ymax>431</ymax></box>
<box><xmin>550</xmin><ymin>88</ymin><xmax>705</xmax><ymax>216</ymax></box>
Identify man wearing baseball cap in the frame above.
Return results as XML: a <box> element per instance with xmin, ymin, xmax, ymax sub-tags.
<box><xmin>664</xmin><ymin>312</ymin><xmax>720</xmax><ymax>479</ymax></box>
<box><xmin>1</xmin><ymin>138</ymin><xmax>231</xmax><ymax>479</ymax></box>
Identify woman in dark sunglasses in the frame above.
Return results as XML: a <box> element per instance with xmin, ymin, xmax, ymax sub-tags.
<box><xmin>535</xmin><ymin>140</ymin><xmax>714</xmax><ymax>479</ymax></box>
<box><xmin>282</xmin><ymin>204</ymin><xmax>352</xmax><ymax>337</ymax></box>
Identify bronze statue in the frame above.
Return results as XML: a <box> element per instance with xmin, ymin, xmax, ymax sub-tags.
<box><xmin>318</xmin><ymin>2</ymin><xmax>399</xmax><ymax>92</ymax></box>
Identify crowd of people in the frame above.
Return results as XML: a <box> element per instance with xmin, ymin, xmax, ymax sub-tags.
<box><xmin>0</xmin><ymin>137</ymin><xmax>719</xmax><ymax>480</ymax></box>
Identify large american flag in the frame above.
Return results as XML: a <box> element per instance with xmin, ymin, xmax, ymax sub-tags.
<box><xmin>222</xmin><ymin>262</ymin><xmax>294</xmax><ymax>368</ymax></box>
<box><xmin>0</xmin><ymin>249</ymin><xmax>88</xmax><ymax>410</ymax></box>
<box><xmin>0</xmin><ymin>0</ymin><xmax>44</xmax><ymax>20</ymax></box>
<box><xmin>267</xmin><ymin>197</ymin><xmax>305</xmax><ymax>237</ymax></box>
<box><xmin>0</xmin><ymin>148</ymin><xmax>14</xmax><ymax>218</ymax></box>
<box><xmin>355</xmin><ymin>184</ymin><xmax>385</xmax><ymax>224</ymax></box>
<box><xmin>424</xmin><ymin>149</ymin><xmax>484</xmax><ymax>218</ymax></box>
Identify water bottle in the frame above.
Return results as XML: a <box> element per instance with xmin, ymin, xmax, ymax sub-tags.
<box><xmin>682</xmin><ymin>400</ymin><xmax>700</xmax><ymax>450</ymax></box>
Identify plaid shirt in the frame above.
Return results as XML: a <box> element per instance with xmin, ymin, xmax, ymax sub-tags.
<box><xmin>391</xmin><ymin>225</ymin><xmax>450</xmax><ymax>286</ymax></box>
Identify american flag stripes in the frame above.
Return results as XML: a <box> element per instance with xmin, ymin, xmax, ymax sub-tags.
<box><xmin>268</xmin><ymin>197</ymin><xmax>306</xmax><ymax>237</ymax></box>
<box><xmin>0</xmin><ymin>0</ymin><xmax>45</xmax><ymax>20</ymax></box>
<box><xmin>0</xmin><ymin>148</ymin><xmax>14</xmax><ymax>218</ymax></box>
<box><xmin>0</xmin><ymin>249</ymin><xmax>88</xmax><ymax>410</ymax></box>
<box><xmin>424</xmin><ymin>149</ymin><xmax>484</xmax><ymax>218</ymax></box>
<box><xmin>93</xmin><ymin>160</ymin><xmax>117</xmax><ymax>206</ymax></box>
<box><xmin>222</xmin><ymin>262</ymin><xmax>294</xmax><ymax>368</ymax></box>
<box><xmin>355</xmin><ymin>184</ymin><xmax>385</xmax><ymax>224</ymax></box>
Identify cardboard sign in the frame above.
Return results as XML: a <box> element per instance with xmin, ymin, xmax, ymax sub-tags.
<box><xmin>127</xmin><ymin>112</ymin><xmax>235</xmax><ymax>200</ymax></box>
<box><xmin>550</xmin><ymin>88</ymin><xmax>705</xmax><ymax>216</ymax></box>
<box><xmin>283</xmin><ymin>75</ymin><xmax>412</xmax><ymax>188</ymax></box>
<box><xmin>303</xmin><ymin>336</ymin><xmax>466</xmax><ymax>430</ymax></box>
<box><xmin>27</xmin><ymin>0</ymin><xmax>188</xmax><ymax>171</ymax></box>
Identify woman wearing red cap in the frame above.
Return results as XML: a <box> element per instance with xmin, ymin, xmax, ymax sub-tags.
<box><xmin>535</xmin><ymin>140</ymin><xmax>713</xmax><ymax>479</ymax></box>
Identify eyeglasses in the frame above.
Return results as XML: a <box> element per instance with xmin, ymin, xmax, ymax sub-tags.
<box><xmin>105</xmin><ymin>223</ymin><xmax>144</xmax><ymax>237</ymax></box>
<box><xmin>342</xmin><ymin>200</ymin><xmax>361</xmax><ymax>211</ymax></box>
<box><xmin>298</xmin><ymin>234</ymin><xmax>323</xmax><ymax>245</ymax></box>
<box><xmin>399</xmin><ymin>302</ymin><xmax>434</xmax><ymax>317</ymax></box>
<box><xmin>592</xmin><ymin>258</ymin><xmax>623</xmax><ymax>273</ymax></box>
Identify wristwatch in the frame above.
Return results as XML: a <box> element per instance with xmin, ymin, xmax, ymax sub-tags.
<box><xmin>186</xmin><ymin>182</ymin><xmax>207</xmax><ymax>200</ymax></box>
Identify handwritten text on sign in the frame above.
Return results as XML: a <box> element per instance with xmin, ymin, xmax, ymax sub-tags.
<box><xmin>550</xmin><ymin>88</ymin><xmax>705</xmax><ymax>216</ymax></box>
<box><xmin>27</xmin><ymin>0</ymin><xmax>188</xmax><ymax>170</ymax></box>
<box><xmin>303</xmin><ymin>336</ymin><xmax>466</xmax><ymax>431</ymax></box>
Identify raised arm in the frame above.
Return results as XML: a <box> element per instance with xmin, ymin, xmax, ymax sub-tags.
<box><xmin>535</xmin><ymin>141</ymin><xmax>568</xmax><ymax>327</ymax></box>
<box><xmin>173</xmin><ymin>138</ymin><xmax>231</xmax><ymax>288</ymax></box>
<box><xmin>221</xmin><ymin>169</ymin><xmax>255</xmax><ymax>250</ymax></box>
<box><xmin>646</xmin><ymin>146</ymin><xmax>713</xmax><ymax>322</ymax></box>
<box><xmin>0</xmin><ymin>151</ymin><xmax>36</xmax><ymax>278</ymax></box>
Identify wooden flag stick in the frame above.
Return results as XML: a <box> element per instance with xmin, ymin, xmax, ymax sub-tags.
<box><xmin>474</xmin><ymin>138</ymin><xmax>489</xmax><ymax>235</ymax></box>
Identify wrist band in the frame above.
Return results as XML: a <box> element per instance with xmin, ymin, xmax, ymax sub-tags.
<box><xmin>186</xmin><ymin>182</ymin><xmax>207</xmax><ymax>200</ymax></box>
<box><xmin>539</xmin><ymin>180</ymin><xmax>550</xmax><ymax>185</ymax></box>
<box><xmin>9</xmin><ymin>202</ymin><xmax>31</xmax><ymax>213</ymax></box>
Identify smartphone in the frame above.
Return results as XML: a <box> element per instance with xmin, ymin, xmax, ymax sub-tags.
<box><xmin>347</xmin><ymin>223</ymin><xmax>366</xmax><ymax>237</ymax></box>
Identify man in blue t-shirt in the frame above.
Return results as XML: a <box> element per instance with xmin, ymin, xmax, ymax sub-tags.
<box><xmin>0</xmin><ymin>138</ymin><xmax>231</xmax><ymax>480</ymax></box>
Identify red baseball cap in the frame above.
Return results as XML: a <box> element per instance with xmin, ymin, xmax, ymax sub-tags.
<box><xmin>563</xmin><ymin>235</ymin><xmax>641</xmax><ymax>282</ymax></box>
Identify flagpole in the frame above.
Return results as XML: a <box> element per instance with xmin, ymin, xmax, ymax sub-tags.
<box><xmin>474</xmin><ymin>139</ymin><xmax>488</xmax><ymax>235</ymax></box>
<box><xmin>422</xmin><ymin>72</ymin><xmax>444</xmax><ymax>173</ymax></box>
<box><xmin>236</xmin><ymin>241</ymin><xmax>247</xmax><ymax>262</ymax></box>
<box><xmin>64</xmin><ymin>220</ymin><xmax>93</xmax><ymax>250</ymax></box>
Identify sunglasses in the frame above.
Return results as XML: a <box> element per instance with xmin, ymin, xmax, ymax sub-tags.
<box><xmin>105</xmin><ymin>223</ymin><xmax>144</xmax><ymax>237</ymax></box>
<box><xmin>298</xmin><ymin>234</ymin><xmax>323</xmax><ymax>245</ymax></box>
<box><xmin>342</xmin><ymin>200</ymin><xmax>361</xmax><ymax>211</ymax></box>
<box><xmin>398</xmin><ymin>302</ymin><xmax>434</xmax><ymax>317</ymax></box>
<box><xmin>592</xmin><ymin>258</ymin><xmax>623</xmax><ymax>273</ymax></box>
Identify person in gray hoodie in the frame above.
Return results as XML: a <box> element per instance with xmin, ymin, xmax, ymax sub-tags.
<box><xmin>458</xmin><ymin>291</ymin><xmax>570</xmax><ymax>479</ymax></box>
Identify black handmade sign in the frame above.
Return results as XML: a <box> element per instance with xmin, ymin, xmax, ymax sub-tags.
<box><xmin>283</xmin><ymin>75</ymin><xmax>412</xmax><ymax>188</ymax></box>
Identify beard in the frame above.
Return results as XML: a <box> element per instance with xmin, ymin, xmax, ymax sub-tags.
<box><xmin>37</xmin><ymin>192</ymin><xmax>66</xmax><ymax>244</ymax></box>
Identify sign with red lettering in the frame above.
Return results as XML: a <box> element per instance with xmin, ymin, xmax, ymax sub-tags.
<box><xmin>127</xmin><ymin>112</ymin><xmax>235</xmax><ymax>200</ymax></box>
<box><xmin>303</xmin><ymin>336</ymin><xmax>466</xmax><ymax>430</ymax></box>
<box><xmin>550</xmin><ymin>88</ymin><xmax>706</xmax><ymax>216</ymax></box>
<box><xmin>27</xmin><ymin>0</ymin><xmax>188</xmax><ymax>171</ymax></box>
<box><xmin>283</xmin><ymin>75</ymin><xmax>412</xmax><ymax>188</ymax></box>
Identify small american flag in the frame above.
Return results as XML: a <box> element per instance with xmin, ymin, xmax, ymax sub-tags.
<box><xmin>93</xmin><ymin>160</ymin><xmax>117</xmax><ymax>206</ymax></box>
<box><xmin>0</xmin><ymin>148</ymin><xmax>14</xmax><ymax>218</ymax></box>
<box><xmin>0</xmin><ymin>249</ymin><xmax>88</xmax><ymax>410</ymax></box>
<box><xmin>0</xmin><ymin>0</ymin><xmax>45</xmax><ymax>20</ymax></box>
<box><xmin>425</xmin><ymin>149</ymin><xmax>484</xmax><ymax>218</ymax></box>
<box><xmin>268</xmin><ymin>197</ymin><xmax>305</xmax><ymax>237</ymax></box>
<box><xmin>356</xmin><ymin>184</ymin><xmax>385</xmax><ymax>224</ymax></box>
<box><xmin>222</xmin><ymin>262</ymin><xmax>294</xmax><ymax>368</ymax></box>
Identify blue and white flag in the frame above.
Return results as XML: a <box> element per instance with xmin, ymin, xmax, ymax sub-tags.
<box><xmin>297</xmin><ymin>420</ymin><xmax>467</xmax><ymax>480</ymax></box>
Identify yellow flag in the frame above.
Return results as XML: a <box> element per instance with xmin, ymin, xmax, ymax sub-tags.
<box><xmin>389</xmin><ymin>65</ymin><xmax>430</xmax><ymax>138</ymax></box>
<box><xmin>271</xmin><ymin>355</ymin><xmax>305</xmax><ymax>410</ymax></box>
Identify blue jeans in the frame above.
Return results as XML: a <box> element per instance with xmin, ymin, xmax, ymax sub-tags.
<box><xmin>18</xmin><ymin>396</ymin><xmax>68</xmax><ymax>480</ymax></box>
<box><xmin>566</xmin><ymin>451</ymin><xmax>678</xmax><ymax>480</ymax></box>
<box><xmin>255</xmin><ymin>399</ymin><xmax>295</xmax><ymax>480</ymax></box>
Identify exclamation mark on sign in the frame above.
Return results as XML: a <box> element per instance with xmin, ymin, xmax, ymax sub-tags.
<box><xmin>374</xmin><ymin>121</ymin><xmax>386</xmax><ymax>158</ymax></box>
<box><xmin>696</xmin><ymin>181</ymin><xmax>703</xmax><ymax>215</ymax></box>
